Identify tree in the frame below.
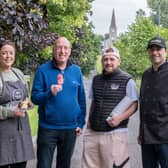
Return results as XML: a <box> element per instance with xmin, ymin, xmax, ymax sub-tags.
<box><xmin>0</xmin><ymin>0</ymin><xmax>57</xmax><ymax>50</ymax></box>
<box><xmin>47</xmin><ymin>0</ymin><xmax>92</xmax><ymax>42</ymax></box>
<box><xmin>147</xmin><ymin>0</ymin><xmax>168</xmax><ymax>28</ymax></box>
<box><xmin>136</xmin><ymin>9</ymin><xmax>146</xmax><ymax>17</ymax></box>
<box><xmin>46</xmin><ymin>0</ymin><xmax>102</xmax><ymax>75</ymax></box>
<box><xmin>115</xmin><ymin>16</ymin><xmax>159</xmax><ymax>78</ymax></box>
<box><xmin>0</xmin><ymin>0</ymin><xmax>57</xmax><ymax>73</ymax></box>
<box><xmin>113</xmin><ymin>5</ymin><xmax>168</xmax><ymax>78</ymax></box>
<box><xmin>0</xmin><ymin>0</ymin><xmax>102</xmax><ymax>75</ymax></box>
<box><xmin>71</xmin><ymin>22</ymin><xmax>102</xmax><ymax>76</ymax></box>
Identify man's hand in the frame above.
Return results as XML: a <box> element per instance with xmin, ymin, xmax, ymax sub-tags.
<box><xmin>137</xmin><ymin>135</ymin><xmax>142</xmax><ymax>145</ymax></box>
<box><xmin>76</xmin><ymin>127</ymin><xmax>82</xmax><ymax>136</ymax></box>
<box><xmin>51</xmin><ymin>84</ymin><xmax>62</xmax><ymax>96</ymax></box>
<box><xmin>107</xmin><ymin>115</ymin><xmax>122</xmax><ymax>127</ymax></box>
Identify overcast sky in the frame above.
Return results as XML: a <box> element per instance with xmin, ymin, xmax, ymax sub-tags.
<box><xmin>90</xmin><ymin>0</ymin><xmax>150</xmax><ymax>35</ymax></box>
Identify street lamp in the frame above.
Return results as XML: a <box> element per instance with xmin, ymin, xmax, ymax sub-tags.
<box><xmin>158</xmin><ymin>0</ymin><xmax>161</xmax><ymax>35</ymax></box>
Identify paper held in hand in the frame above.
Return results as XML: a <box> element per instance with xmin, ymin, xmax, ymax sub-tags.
<box><xmin>106</xmin><ymin>96</ymin><xmax>134</xmax><ymax>121</ymax></box>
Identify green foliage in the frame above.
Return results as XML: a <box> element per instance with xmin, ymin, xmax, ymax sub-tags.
<box><xmin>47</xmin><ymin>0</ymin><xmax>91</xmax><ymax>42</ymax></box>
<box><xmin>71</xmin><ymin>23</ymin><xmax>102</xmax><ymax>76</ymax></box>
<box><xmin>147</xmin><ymin>0</ymin><xmax>168</xmax><ymax>28</ymax></box>
<box><xmin>47</xmin><ymin>0</ymin><xmax>101</xmax><ymax>76</ymax></box>
<box><xmin>113</xmin><ymin>5</ymin><xmax>168</xmax><ymax>79</ymax></box>
<box><xmin>99</xmin><ymin>6</ymin><xmax>168</xmax><ymax>79</ymax></box>
<box><xmin>38</xmin><ymin>45</ymin><xmax>53</xmax><ymax>60</ymax></box>
<box><xmin>0</xmin><ymin>0</ymin><xmax>57</xmax><ymax>74</ymax></box>
<box><xmin>115</xmin><ymin>16</ymin><xmax>167</xmax><ymax>78</ymax></box>
<box><xmin>15</xmin><ymin>51</ymin><xmax>29</xmax><ymax>66</ymax></box>
<box><xmin>96</xmin><ymin>55</ymin><xmax>102</xmax><ymax>74</ymax></box>
<box><xmin>0</xmin><ymin>0</ymin><xmax>50</xmax><ymax>49</ymax></box>
<box><xmin>136</xmin><ymin>78</ymin><xmax>141</xmax><ymax>92</ymax></box>
<box><xmin>0</xmin><ymin>0</ymin><xmax>101</xmax><ymax>76</ymax></box>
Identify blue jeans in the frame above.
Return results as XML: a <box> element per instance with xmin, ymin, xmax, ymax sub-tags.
<box><xmin>141</xmin><ymin>144</ymin><xmax>168</xmax><ymax>168</ymax></box>
<box><xmin>37</xmin><ymin>127</ymin><xmax>77</xmax><ymax>168</ymax></box>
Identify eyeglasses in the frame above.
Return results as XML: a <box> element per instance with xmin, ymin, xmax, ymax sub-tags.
<box><xmin>55</xmin><ymin>46</ymin><xmax>70</xmax><ymax>51</ymax></box>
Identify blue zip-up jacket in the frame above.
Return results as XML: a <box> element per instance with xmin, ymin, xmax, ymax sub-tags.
<box><xmin>31</xmin><ymin>60</ymin><xmax>86</xmax><ymax>129</ymax></box>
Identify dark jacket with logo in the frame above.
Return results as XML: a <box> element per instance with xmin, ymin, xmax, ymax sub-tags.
<box><xmin>89</xmin><ymin>69</ymin><xmax>131</xmax><ymax>131</ymax></box>
<box><xmin>140</xmin><ymin>62</ymin><xmax>168</xmax><ymax>144</ymax></box>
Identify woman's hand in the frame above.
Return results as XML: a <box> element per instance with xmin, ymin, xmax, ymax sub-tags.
<box><xmin>14</xmin><ymin>108</ymin><xmax>25</xmax><ymax>117</ymax></box>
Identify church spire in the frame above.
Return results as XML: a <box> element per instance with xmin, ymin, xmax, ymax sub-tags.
<box><xmin>104</xmin><ymin>8</ymin><xmax>118</xmax><ymax>48</ymax></box>
<box><xmin>109</xmin><ymin>8</ymin><xmax>117</xmax><ymax>43</ymax></box>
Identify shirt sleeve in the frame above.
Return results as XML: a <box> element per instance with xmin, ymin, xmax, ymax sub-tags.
<box><xmin>88</xmin><ymin>80</ymin><xmax>93</xmax><ymax>100</ymax></box>
<box><xmin>0</xmin><ymin>106</ymin><xmax>15</xmax><ymax>120</ymax></box>
<box><xmin>31</xmin><ymin>68</ymin><xmax>53</xmax><ymax>105</ymax></box>
<box><xmin>126</xmin><ymin>79</ymin><xmax>139</xmax><ymax>101</ymax></box>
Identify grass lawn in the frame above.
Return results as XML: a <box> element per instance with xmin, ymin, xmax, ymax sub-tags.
<box><xmin>28</xmin><ymin>106</ymin><xmax>38</xmax><ymax>136</ymax></box>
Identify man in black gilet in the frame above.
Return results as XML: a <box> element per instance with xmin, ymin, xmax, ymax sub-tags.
<box><xmin>82</xmin><ymin>47</ymin><xmax>138</xmax><ymax>168</ymax></box>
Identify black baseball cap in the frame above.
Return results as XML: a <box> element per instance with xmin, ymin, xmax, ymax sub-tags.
<box><xmin>147</xmin><ymin>36</ymin><xmax>166</xmax><ymax>49</ymax></box>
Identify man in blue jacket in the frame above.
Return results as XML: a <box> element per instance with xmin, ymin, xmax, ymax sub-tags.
<box><xmin>31</xmin><ymin>36</ymin><xmax>86</xmax><ymax>168</ymax></box>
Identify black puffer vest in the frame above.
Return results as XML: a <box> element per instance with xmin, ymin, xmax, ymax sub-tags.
<box><xmin>90</xmin><ymin>69</ymin><xmax>131</xmax><ymax>131</ymax></box>
<box><xmin>140</xmin><ymin>62</ymin><xmax>168</xmax><ymax>144</ymax></box>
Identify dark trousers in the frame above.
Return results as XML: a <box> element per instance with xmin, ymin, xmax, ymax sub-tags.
<box><xmin>37</xmin><ymin>127</ymin><xmax>77</xmax><ymax>168</ymax></box>
<box><xmin>0</xmin><ymin>162</ymin><xmax>26</xmax><ymax>168</ymax></box>
<box><xmin>141</xmin><ymin>144</ymin><xmax>168</xmax><ymax>168</ymax></box>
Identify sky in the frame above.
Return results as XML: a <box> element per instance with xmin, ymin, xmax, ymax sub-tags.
<box><xmin>90</xmin><ymin>0</ymin><xmax>150</xmax><ymax>35</ymax></box>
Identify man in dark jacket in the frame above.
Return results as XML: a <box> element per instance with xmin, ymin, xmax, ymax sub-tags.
<box><xmin>139</xmin><ymin>36</ymin><xmax>168</xmax><ymax>168</ymax></box>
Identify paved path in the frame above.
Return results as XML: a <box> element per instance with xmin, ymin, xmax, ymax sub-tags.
<box><xmin>27</xmin><ymin>79</ymin><xmax>142</xmax><ymax>168</ymax></box>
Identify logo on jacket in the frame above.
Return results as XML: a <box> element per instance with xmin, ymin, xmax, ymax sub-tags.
<box><xmin>13</xmin><ymin>89</ymin><xmax>24</xmax><ymax>100</ymax></box>
<box><xmin>111</xmin><ymin>83</ymin><xmax>120</xmax><ymax>90</ymax></box>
